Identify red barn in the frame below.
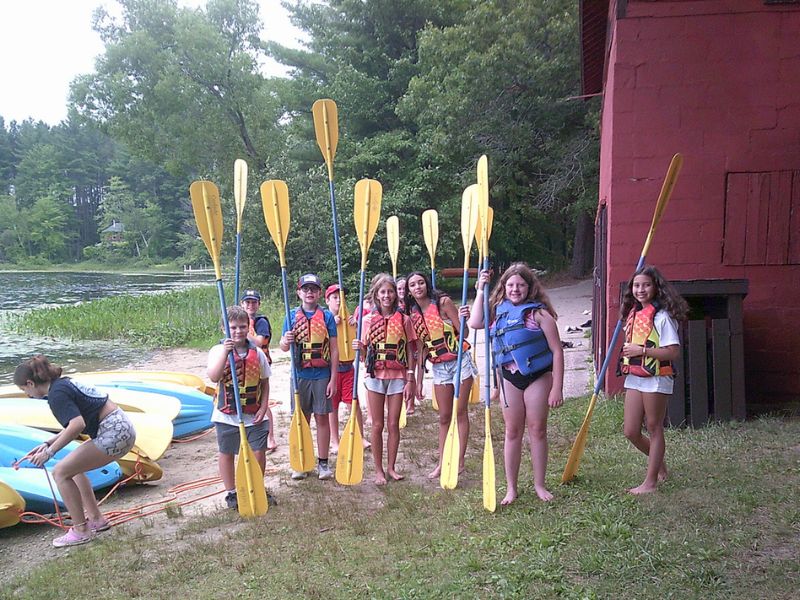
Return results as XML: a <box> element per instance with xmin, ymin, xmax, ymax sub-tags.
<box><xmin>582</xmin><ymin>0</ymin><xmax>800</xmax><ymax>414</ymax></box>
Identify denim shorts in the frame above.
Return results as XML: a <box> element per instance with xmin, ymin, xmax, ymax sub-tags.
<box><xmin>432</xmin><ymin>354</ymin><xmax>477</xmax><ymax>386</ymax></box>
<box><xmin>93</xmin><ymin>409</ymin><xmax>137</xmax><ymax>458</ymax></box>
<box><xmin>364</xmin><ymin>377</ymin><xmax>406</xmax><ymax>396</ymax></box>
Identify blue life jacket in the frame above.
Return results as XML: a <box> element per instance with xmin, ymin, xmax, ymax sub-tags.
<box><xmin>490</xmin><ymin>300</ymin><xmax>553</xmax><ymax>376</ymax></box>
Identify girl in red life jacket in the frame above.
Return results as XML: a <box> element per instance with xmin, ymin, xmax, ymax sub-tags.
<box><xmin>619</xmin><ymin>265</ymin><xmax>688</xmax><ymax>495</ymax></box>
<box><xmin>352</xmin><ymin>274</ymin><xmax>417</xmax><ymax>485</ymax></box>
<box><xmin>468</xmin><ymin>263</ymin><xmax>564</xmax><ymax>505</ymax></box>
<box><xmin>405</xmin><ymin>271</ymin><xmax>475</xmax><ymax>480</ymax></box>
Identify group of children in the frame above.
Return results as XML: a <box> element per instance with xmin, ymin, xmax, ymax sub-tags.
<box><xmin>15</xmin><ymin>262</ymin><xmax>688</xmax><ymax>546</ymax></box>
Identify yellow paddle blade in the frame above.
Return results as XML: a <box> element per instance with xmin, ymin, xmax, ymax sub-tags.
<box><xmin>260</xmin><ymin>180</ymin><xmax>290</xmax><ymax>266</ymax></box>
<box><xmin>460</xmin><ymin>184</ymin><xmax>480</xmax><ymax>268</ymax></box>
<box><xmin>117</xmin><ymin>451</ymin><xmax>163</xmax><ymax>482</ymax></box>
<box><xmin>469</xmin><ymin>370</ymin><xmax>481</xmax><ymax>404</ymax></box>
<box><xmin>399</xmin><ymin>398</ymin><xmax>407</xmax><ymax>429</ymax></box>
<box><xmin>335</xmin><ymin>404</ymin><xmax>364</xmax><ymax>485</ymax></box>
<box><xmin>288</xmin><ymin>394</ymin><xmax>315</xmax><ymax>472</ymax></box>
<box><xmin>483</xmin><ymin>407</ymin><xmax>496</xmax><ymax>512</ymax></box>
<box><xmin>561</xmin><ymin>392</ymin><xmax>598</xmax><ymax>483</ymax></box>
<box><xmin>235</xmin><ymin>423</ymin><xmax>268</xmax><ymax>517</ymax></box>
<box><xmin>431</xmin><ymin>385</ymin><xmax>438</xmax><ymax>411</ymax></box>
<box><xmin>642</xmin><ymin>153</ymin><xmax>683</xmax><ymax>257</ymax></box>
<box><xmin>312</xmin><ymin>99</ymin><xmax>338</xmax><ymax>180</ymax></box>
<box><xmin>354</xmin><ymin>179</ymin><xmax>382</xmax><ymax>269</ymax></box>
<box><xmin>337</xmin><ymin>302</ymin><xmax>357</xmax><ymax>362</ymax></box>
<box><xmin>189</xmin><ymin>180</ymin><xmax>223</xmax><ymax>278</ymax></box>
<box><xmin>440</xmin><ymin>408</ymin><xmax>460</xmax><ymax>489</ymax></box>
<box><xmin>234</xmin><ymin>159</ymin><xmax>248</xmax><ymax>228</ymax></box>
<box><xmin>422</xmin><ymin>209</ymin><xmax>439</xmax><ymax>269</ymax></box>
<box><xmin>387</xmin><ymin>215</ymin><xmax>400</xmax><ymax>278</ymax></box>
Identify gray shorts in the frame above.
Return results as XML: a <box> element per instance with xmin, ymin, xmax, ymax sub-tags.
<box><xmin>93</xmin><ymin>409</ymin><xmax>137</xmax><ymax>458</ymax></box>
<box><xmin>294</xmin><ymin>378</ymin><xmax>332</xmax><ymax>416</ymax></box>
<box><xmin>215</xmin><ymin>421</ymin><xmax>269</xmax><ymax>454</ymax></box>
<box><xmin>364</xmin><ymin>377</ymin><xmax>405</xmax><ymax>396</ymax></box>
<box><xmin>432</xmin><ymin>354</ymin><xmax>477</xmax><ymax>386</ymax></box>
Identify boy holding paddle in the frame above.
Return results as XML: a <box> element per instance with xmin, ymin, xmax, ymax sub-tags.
<box><xmin>208</xmin><ymin>305</ymin><xmax>272</xmax><ymax>510</ymax></box>
<box><xmin>280</xmin><ymin>273</ymin><xmax>339</xmax><ymax>480</ymax></box>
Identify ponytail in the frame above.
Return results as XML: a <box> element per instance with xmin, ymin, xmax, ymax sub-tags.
<box><xmin>13</xmin><ymin>355</ymin><xmax>62</xmax><ymax>387</ymax></box>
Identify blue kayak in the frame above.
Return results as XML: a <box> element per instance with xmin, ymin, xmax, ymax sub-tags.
<box><xmin>0</xmin><ymin>424</ymin><xmax>122</xmax><ymax>501</ymax></box>
<box><xmin>90</xmin><ymin>381</ymin><xmax>213</xmax><ymax>418</ymax></box>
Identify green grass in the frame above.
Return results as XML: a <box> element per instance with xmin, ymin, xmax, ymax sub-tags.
<box><xmin>3</xmin><ymin>396</ymin><xmax>798</xmax><ymax>599</ymax></box>
<box><xmin>9</xmin><ymin>286</ymin><xmax>286</xmax><ymax>350</ymax></box>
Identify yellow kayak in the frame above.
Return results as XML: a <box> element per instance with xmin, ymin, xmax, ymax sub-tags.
<box><xmin>79</xmin><ymin>371</ymin><xmax>214</xmax><ymax>396</ymax></box>
<box><xmin>0</xmin><ymin>384</ymin><xmax>181</xmax><ymax>422</ymax></box>
<box><xmin>117</xmin><ymin>451</ymin><xmax>163</xmax><ymax>482</ymax></box>
<box><xmin>0</xmin><ymin>479</ymin><xmax>25</xmax><ymax>528</ymax></box>
<box><xmin>0</xmin><ymin>398</ymin><xmax>173</xmax><ymax>460</ymax></box>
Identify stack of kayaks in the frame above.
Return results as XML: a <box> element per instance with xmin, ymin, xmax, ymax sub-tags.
<box><xmin>0</xmin><ymin>480</ymin><xmax>25</xmax><ymax>529</ymax></box>
<box><xmin>86</xmin><ymin>380</ymin><xmax>214</xmax><ymax>438</ymax></box>
<box><xmin>0</xmin><ymin>424</ymin><xmax>122</xmax><ymax>515</ymax></box>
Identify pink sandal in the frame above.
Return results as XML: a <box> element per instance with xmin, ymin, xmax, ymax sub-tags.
<box><xmin>53</xmin><ymin>527</ymin><xmax>94</xmax><ymax>548</ymax></box>
<box><xmin>88</xmin><ymin>518</ymin><xmax>111</xmax><ymax>532</ymax></box>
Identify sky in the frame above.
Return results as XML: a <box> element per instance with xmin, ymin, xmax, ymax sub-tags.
<box><xmin>0</xmin><ymin>0</ymin><xmax>306</xmax><ymax>126</ymax></box>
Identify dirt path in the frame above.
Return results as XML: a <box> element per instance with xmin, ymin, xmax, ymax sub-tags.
<box><xmin>0</xmin><ymin>278</ymin><xmax>593</xmax><ymax>584</ymax></box>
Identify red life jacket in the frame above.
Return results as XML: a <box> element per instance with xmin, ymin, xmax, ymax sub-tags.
<box><xmin>410</xmin><ymin>301</ymin><xmax>459</xmax><ymax>364</ymax></box>
<box><xmin>250</xmin><ymin>315</ymin><xmax>272</xmax><ymax>365</ymax></box>
<box><xmin>367</xmin><ymin>310</ymin><xmax>409</xmax><ymax>371</ymax></box>
<box><xmin>620</xmin><ymin>303</ymin><xmax>675</xmax><ymax>377</ymax></box>
<box><xmin>215</xmin><ymin>344</ymin><xmax>262</xmax><ymax>415</ymax></box>
<box><xmin>293</xmin><ymin>307</ymin><xmax>330</xmax><ymax>369</ymax></box>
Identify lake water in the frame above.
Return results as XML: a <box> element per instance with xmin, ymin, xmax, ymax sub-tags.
<box><xmin>0</xmin><ymin>271</ymin><xmax>213</xmax><ymax>384</ymax></box>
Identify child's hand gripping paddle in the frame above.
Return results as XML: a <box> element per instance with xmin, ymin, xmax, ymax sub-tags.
<box><xmin>561</xmin><ymin>153</ymin><xmax>684</xmax><ymax>483</ymax></box>
<box><xmin>440</xmin><ymin>185</ymin><xmax>480</xmax><ymax>491</ymax></box>
<box><xmin>477</xmin><ymin>155</ymin><xmax>496</xmax><ymax>512</ymax></box>
<box><xmin>387</xmin><ymin>215</ymin><xmax>408</xmax><ymax>428</ymax></box>
<box><xmin>233</xmin><ymin>159</ymin><xmax>247</xmax><ymax>305</ymax></box>
<box><xmin>190</xmin><ymin>180</ymin><xmax>267</xmax><ymax>517</ymax></box>
<box><xmin>336</xmin><ymin>179</ymin><xmax>382</xmax><ymax>485</ymax></box>
<box><xmin>312</xmin><ymin>99</ymin><xmax>356</xmax><ymax>363</ymax></box>
<box><xmin>259</xmin><ymin>180</ymin><xmax>315</xmax><ymax>474</ymax></box>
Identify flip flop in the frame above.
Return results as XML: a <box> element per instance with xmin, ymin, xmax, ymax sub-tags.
<box><xmin>265</xmin><ymin>444</ymin><xmax>278</xmax><ymax>454</ymax></box>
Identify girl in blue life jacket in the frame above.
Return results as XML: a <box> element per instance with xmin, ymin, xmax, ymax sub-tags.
<box><xmin>468</xmin><ymin>263</ymin><xmax>564</xmax><ymax>505</ymax></box>
<box><xmin>619</xmin><ymin>265</ymin><xmax>688</xmax><ymax>495</ymax></box>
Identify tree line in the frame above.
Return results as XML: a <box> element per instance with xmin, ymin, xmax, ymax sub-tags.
<box><xmin>3</xmin><ymin>0</ymin><xmax>599</xmax><ymax>288</ymax></box>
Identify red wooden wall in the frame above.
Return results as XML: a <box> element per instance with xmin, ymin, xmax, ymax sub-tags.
<box><xmin>594</xmin><ymin>0</ymin><xmax>800</xmax><ymax>409</ymax></box>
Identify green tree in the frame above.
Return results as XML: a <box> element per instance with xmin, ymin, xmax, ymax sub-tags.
<box><xmin>27</xmin><ymin>195</ymin><xmax>74</xmax><ymax>261</ymax></box>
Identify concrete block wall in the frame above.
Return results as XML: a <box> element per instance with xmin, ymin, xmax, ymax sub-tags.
<box><xmin>598</xmin><ymin>2</ymin><xmax>800</xmax><ymax>409</ymax></box>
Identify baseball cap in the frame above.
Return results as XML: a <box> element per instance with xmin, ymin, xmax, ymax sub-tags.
<box><xmin>297</xmin><ymin>274</ymin><xmax>322</xmax><ymax>289</ymax></box>
<box><xmin>325</xmin><ymin>284</ymin><xmax>345</xmax><ymax>299</ymax></box>
<box><xmin>242</xmin><ymin>290</ymin><xmax>261</xmax><ymax>301</ymax></box>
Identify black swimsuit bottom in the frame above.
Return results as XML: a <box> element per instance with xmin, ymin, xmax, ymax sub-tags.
<box><xmin>501</xmin><ymin>366</ymin><xmax>553</xmax><ymax>391</ymax></box>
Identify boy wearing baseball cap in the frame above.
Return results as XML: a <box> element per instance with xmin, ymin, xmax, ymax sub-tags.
<box><xmin>241</xmin><ymin>289</ymin><xmax>278</xmax><ymax>453</ymax></box>
<box><xmin>279</xmin><ymin>274</ymin><xmax>339</xmax><ymax>480</ymax></box>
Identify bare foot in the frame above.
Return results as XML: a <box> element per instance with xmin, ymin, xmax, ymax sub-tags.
<box><xmin>534</xmin><ymin>485</ymin><xmax>554</xmax><ymax>502</ymax></box>
<box><xmin>362</xmin><ymin>440</ymin><xmax>371</xmax><ymax>449</ymax></box>
<box><xmin>375</xmin><ymin>472</ymin><xmax>387</xmax><ymax>486</ymax></box>
<box><xmin>427</xmin><ymin>465</ymin><xmax>441</xmax><ymax>480</ymax></box>
<box><xmin>388</xmin><ymin>469</ymin><xmax>405</xmax><ymax>481</ymax></box>
<box><xmin>330</xmin><ymin>444</ymin><xmax>339</xmax><ymax>455</ymax></box>
<box><xmin>658</xmin><ymin>463</ymin><xmax>669</xmax><ymax>482</ymax></box>
<box><xmin>628</xmin><ymin>482</ymin><xmax>657</xmax><ymax>495</ymax></box>
<box><xmin>500</xmin><ymin>490</ymin><xmax>517</xmax><ymax>506</ymax></box>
